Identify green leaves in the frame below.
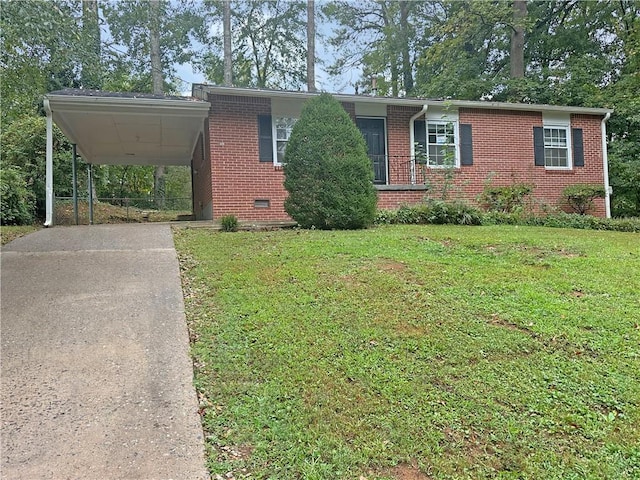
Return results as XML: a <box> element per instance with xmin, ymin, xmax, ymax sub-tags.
<box><xmin>283</xmin><ymin>93</ymin><xmax>377</xmax><ymax>229</ymax></box>
<box><xmin>197</xmin><ymin>0</ymin><xmax>307</xmax><ymax>89</ymax></box>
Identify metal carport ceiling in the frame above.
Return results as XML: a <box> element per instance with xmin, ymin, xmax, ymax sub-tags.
<box><xmin>45</xmin><ymin>89</ymin><xmax>211</xmax><ymax>166</ymax></box>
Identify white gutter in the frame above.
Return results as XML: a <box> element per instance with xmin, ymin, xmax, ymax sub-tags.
<box><xmin>44</xmin><ymin>98</ymin><xmax>54</xmax><ymax>227</ymax></box>
<box><xmin>601</xmin><ymin>112</ymin><xmax>612</xmax><ymax>218</ymax></box>
<box><xmin>409</xmin><ymin>105</ymin><xmax>429</xmax><ymax>184</ymax></box>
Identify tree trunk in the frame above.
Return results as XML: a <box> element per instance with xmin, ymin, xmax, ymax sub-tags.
<box><xmin>150</xmin><ymin>0</ymin><xmax>165</xmax><ymax>208</ymax></box>
<box><xmin>306</xmin><ymin>0</ymin><xmax>316</xmax><ymax>92</ymax></box>
<box><xmin>510</xmin><ymin>0</ymin><xmax>527</xmax><ymax>78</ymax></box>
<box><xmin>149</xmin><ymin>0</ymin><xmax>163</xmax><ymax>94</ymax></box>
<box><xmin>81</xmin><ymin>0</ymin><xmax>101</xmax><ymax>89</ymax></box>
<box><xmin>223</xmin><ymin>0</ymin><xmax>232</xmax><ymax>86</ymax></box>
<box><xmin>399</xmin><ymin>1</ymin><xmax>413</xmax><ymax>96</ymax></box>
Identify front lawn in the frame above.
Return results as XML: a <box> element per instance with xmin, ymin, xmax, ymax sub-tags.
<box><xmin>174</xmin><ymin>225</ymin><xmax>640</xmax><ymax>480</ymax></box>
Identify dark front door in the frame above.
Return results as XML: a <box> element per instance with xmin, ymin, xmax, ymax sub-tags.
<box><xmin>356</xmin><ymin>118</ymin><xmax>387</xmax><ymax>185</ymax></box>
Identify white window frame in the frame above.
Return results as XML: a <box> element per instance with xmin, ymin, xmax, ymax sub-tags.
<box><xmin>425</xmin><ymin>120</ymin><xmax>460</xmax><ymax>168</ymax></box>
<box><xmin>272</xmin><ymin>116</ymin><xmax>297</xmax><ymax>166</ymax></box>
<box><xmin>543</xmin><ymin>124</ymin><xmax>572</xmax><ymax>170</ymax></box>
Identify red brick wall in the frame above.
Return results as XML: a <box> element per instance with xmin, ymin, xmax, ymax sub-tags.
<box><xmin>204</xmin><ymin>95</ymin><xmax>607</xmax><ymax>220</ymax></box>
<box><xmin>379</xmin><ymin>107</ymin><xmax>606</xmax><ymax>216</ymax></box>
<box><xmin>455</xmin><ymin>109</ymin><xmax>605</xmax><ymax>216</ymax></box>
<box><xmin>377</xmin><ymin>189</ymin><xmax>427</xmax><ymax>209</ymax></box>
<box><xmin>208</xmin><ymin>94</ymin><xmax>290</xmax><ymax>221</ymax></box>
<box><xmin>341</xmin><ymin>102</ymin><xmax>356</xmax><ymax>122</ymax></box>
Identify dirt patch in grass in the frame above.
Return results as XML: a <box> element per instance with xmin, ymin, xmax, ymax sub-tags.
<box><xmin>376</xmin><ymin>259</ymin><xmax>408</xmax><ymax>273</ymax></box>
<box><xmin>488</xmin><ymin>314</ymin><xmax>599</xmax><ymax>358</ymax></box>
<box><xmin>394</xmin><ymin>323</ymin><xmax>429</xmax><ymax>337</ymax></box>
<box><xmin>216</xmin><ymin>444</ymin><xmax>253</xmax><ymax>462</ymax></box>
<box><xmin>483</xmin><ymin>243</ymin><xmax>584</xmax><ymax>259</ymax></box>
<box><xmin>488</xmin><ymin>313</ymin><xmax>533</xmax><ymax>334</ymax></box>
<box><xmin>387</xmin><ymin>462</ymin><xmax>432</xmax><ymax>480</ymax></box>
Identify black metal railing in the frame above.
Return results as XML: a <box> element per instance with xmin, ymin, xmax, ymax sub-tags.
<box><xmin>370</xmin><ymin>155</ymin><xmax>437</xmax><ymax>186</ymax></box>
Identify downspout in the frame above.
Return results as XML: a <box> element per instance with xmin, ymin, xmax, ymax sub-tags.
<box><xmin>601</xmin><ymin>112</ymin><xmax>612</xmax><ymax>218</ymax></box>
<box><xmin>409</xmin><ymin>104</ymin><xmax>429</xmax><ymax>184</ymax></box>
<box><xmin>44</xmin><ymin>98</ymin><xmax>54</xmax><ymax>227</ymax></box>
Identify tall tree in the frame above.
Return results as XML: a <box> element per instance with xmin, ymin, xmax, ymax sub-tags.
<box><xmin>0</xmin><ymin>0</ymin><xmax>85</xmax><ymax>128</ymax></box>
<box><xmin>198</xmin><ymin>0</ymin><xmax>307</xmax><ymax>89</ymax></box>
<box><xmin>81</xmin><ymin>0</ymin><xmax>102</xmax><ymax>89</ymax></box>
<box><xmin>103</xmin><ymin>0</ymin><xmax>202</xmax><ymax>207</ymax></box>
<box><xmin>307</xmin><ymin>0</ymin><xmax>316</xmax><ymax>92</ymax></box>
<box><xmin>324</xmin><ymin>0</ymin><xmax>421</xmax><ymax>96</ymax></box>
<box><xmin>223</xmin><ymin>0</ymin><xmax>232</xmax><ymax>86</ymax></box>
<box><xmin>102</xmin><ymin>0</ymin><xmax>202</xmax><ymax>93</ymax></box>
<box><xmin>149</xmin><ymin>0</ymin><xmax>164</xmax><ymax>95</ymax></box>
<box><xmin>149</xmin><ymin>0</ymin><xmax>165</xmax><ymax>207</ymax></box>
<box><xmin>398</xmin><ymin>1</ymin><xmax>413</xmax><ymax>95</ymax></box>
<box><xmin>510</xmin><ymin>0</ymin><xmax>526</xmax><ymax>79</ymax></box>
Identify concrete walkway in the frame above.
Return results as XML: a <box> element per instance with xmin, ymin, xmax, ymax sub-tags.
<box><xmin>1</xmin><ymin>224</ymin><xmax>209</xmax><ymax>480</ymax></box>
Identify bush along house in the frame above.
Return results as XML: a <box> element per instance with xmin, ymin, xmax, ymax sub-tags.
<box><xmin>190</xmin><ymin>85</ymin><xmax>612</xmax><ymax>221</ymax></box>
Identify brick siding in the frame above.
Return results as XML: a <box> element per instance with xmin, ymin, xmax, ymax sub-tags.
<box><xmin>206</xmin><ymin>94</ymin><xmax>288</xmax><ymax>221</ymax></box>
<box><xmin>197</xmin><ymin>95</ymin><xmax>607</xmax><ymax>221</ymax></box>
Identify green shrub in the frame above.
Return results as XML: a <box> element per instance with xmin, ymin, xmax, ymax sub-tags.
<box><xmin>394</xmin><ymin>204</ymin><xmax>422</xmax><ymax>224</ymax></box>
<box><xmin>480</xmin><ymin>211</ymin><xmax>640</xmax><ymax>232</ymax></box>
<box><xmin>374</xmin><ymin>201</ymin><xmax>482</xmax><ymax>226</ymax></box>
<box><xmin>423</xmin><ymin>200</ymin><xmax>483</xmax><ymax>225</ymax></box>
<box><xmin>376</xmin><ymin>205</ymin><xmax>639</xmax><ymax>233</ymax></box>
<box><xmin>0</xmin><ymin>166</ymin><xmax>35</xmax><ymax>225</ymax></box>
<box><xmin>562</xmin><ymin>183</ymin><xmax>606</xmax><ymax>215</ymax></box>
<box><xmin>220</xmin><ymin>214</ymin><xmax>239</xmax><ymax>232</ymax></box>
<box><xmin>1</xmin><ymin>116</ymin><xmax>73</xmax><ymax>217</ymax></box>
<box><xmin>374</xmin><ymin>209</ymin><xmax>396</xmax><ymax>225</ymax></box>
<box><xmin>481</xmin><ymin>211</ymin><xmax>528</xmax><ymax>226</ymax></box>
<box><xmin>283</xmin><ymin>93</ymin><xmax>377</xmax><ymax>229</ymax></box>
<box><xmin>479</xmin><ymin>183</ymin><xmax>534</xmax><ymax>213</ymax></box>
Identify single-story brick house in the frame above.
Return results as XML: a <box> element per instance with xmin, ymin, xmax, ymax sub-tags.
<box><xmin>42</xmin><ymin>87</ymin><xmax>613</xmax><ymax>225</ymax></box>
<box><xmin>190</xmin><ymin>85</ymin><xmax>613</xmax><ymax>221</ymax></box>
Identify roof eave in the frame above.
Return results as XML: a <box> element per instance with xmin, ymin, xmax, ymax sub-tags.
<box><xmin>194</xmin><ymin>84</ymin><xmax>612</xmax><ymax>116</ymax></box>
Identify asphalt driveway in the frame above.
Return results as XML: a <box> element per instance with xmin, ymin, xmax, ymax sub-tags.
<box><xmin>1</xmin><ymin>224</ymin><xmax>209</xmax><ymax>479</ymax></box>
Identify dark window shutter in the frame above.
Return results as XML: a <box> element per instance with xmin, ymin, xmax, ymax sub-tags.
<box><xmin>460</xmin><ymin>123</ymin><xmax>473</xmax><ymax>166</ymax></box>
<box><xmin>572</xmin><ymin>128</ymin><xmax>584</xmax><ymax>167</ymax></box>
<box><xmin>533</xmin><ymin>126</ymin><xmax>545</xmax><ymax>166</ymax></box>
<box><xmin>413</xmin><ymin>120</ymin><xmax>426</xmax><ymax>154</ymax></box>
<box><xmin>258</xmin><ymin>114</ymin><xmax>273</xmax><ymax>163</ymax></box>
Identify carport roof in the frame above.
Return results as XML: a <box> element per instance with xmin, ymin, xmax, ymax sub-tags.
<box><xmin>45</xmin><ymin>89</ymin><xmax>211</xmax><ymax>166</ymax></box>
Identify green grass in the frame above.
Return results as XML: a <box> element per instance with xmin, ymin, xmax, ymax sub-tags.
<box><xmin>174</xmin><ymin>225</ymin><xmax>640</xmax><ymax>480</ymax></box>
<box><xmin>0</xmin><ymin>225</ymin><xmax>39</xmax><ymax>245</ymax></box>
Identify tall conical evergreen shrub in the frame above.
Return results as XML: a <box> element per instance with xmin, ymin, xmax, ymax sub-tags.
<box><xmin>283</xmin><ymin>93</ymin><xmax>377</xmax><ymax>229</ymax></box>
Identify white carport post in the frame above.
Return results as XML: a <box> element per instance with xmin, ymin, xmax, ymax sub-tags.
<box><xmin>44</xmin><ymin>98</ymin><xmax>54</xmax><ymax>227</ymax></box>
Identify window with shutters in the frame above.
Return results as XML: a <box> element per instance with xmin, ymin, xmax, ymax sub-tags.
<box><xmin>426</xmin><ymin>121</ymin><xmax>458</xmax><ymax>167</ymax></box>
<box><xmin>415</xmin><ymin>120</ymin><xmax>461</xmax><ymax>168</ymax></box>
<box><xmin>273</xmin><ymin>117</ymin><xmax>297</xmax><ymax>165</ymax></box>
<box><xmin>543</xmin><ymin>126</ymin><xmax>570</xmax><ymax>168</ymax></box>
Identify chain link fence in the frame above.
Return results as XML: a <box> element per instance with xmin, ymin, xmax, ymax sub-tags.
<box><xmin>54</xmin><ymin>197</ymin><xmax>193</xmax><ymax>225</ymax></box>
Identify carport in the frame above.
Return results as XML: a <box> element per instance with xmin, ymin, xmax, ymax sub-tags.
<box><xmin>43</xmin><ymin>89</ymin><xmax>211</xmax><ymax>225</ymax></box>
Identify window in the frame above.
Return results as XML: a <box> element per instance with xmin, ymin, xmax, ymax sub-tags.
<box><xmin>274</xmin><ymin>117</ymin><xmax>297</xmax><ymax>165</ymax></box>
<box><xmin>426</xmin><ymin>121</ymin><xmax>457</xmax><ymax>167</ymax></box>
<box><xmin>543</xmin><ymin>126</ymin><xmax>570</xmax><ymax>168</ymax></box>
